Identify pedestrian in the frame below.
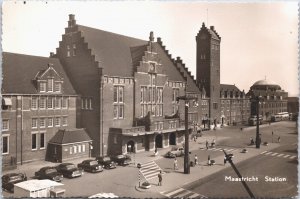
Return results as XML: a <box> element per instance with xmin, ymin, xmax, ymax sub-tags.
<box><xmin>208</xmin><ymin>155</ymin><xmax>211</xmax><ymax>166</ymax></box>
<box><xmin>272</xmin><ymin>131</ymin><xmax>274</xmax><ymax>143</ymax></box>
<box><xmin>174</xmin><ymin>158</ymin><xmax>178</xmax><ymax>170</ymax></box>
<box><xmin>224</xmin><ymin>155</ymin><xmax>227</xmax><ymax>165</ymax></box>
<box><xmin>158</xmin><ymin>170</ymin><xmax>162</xmax><ymax>186</ymax></box>
<box><xmin>194</xmin><ymin>136</ymin><xmax>197</xmax><ymax>142</ymax></box>
<box><xmin>278</xmin><ymin>136</ymin><xmax>281</xmax><ymax>143</ymax></box>
<box><xmin>206</xmin><ymin>140</ymin><xmax>209</xmax><ymax>150</ymax></box>
<box><xmin>194</xmin><ymin>155</ymin><xmax>198</xmax><ymax>166</ymax></box>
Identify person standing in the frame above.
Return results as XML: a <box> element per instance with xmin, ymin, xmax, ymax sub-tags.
<box><xmin>272</xmin><ymin>131</ymin><xmax>274</xmax><ymax>143</ymax></box>
<box><xmin>194</xmin><ymin>155</ymin><xmax>198</xmax><ymax>166</ymax></box>
<box><xmin>174</xmin><ymin>158</ymin><xmax>178</xmax><ymax>170</ymax></box>
<box><xmin>224</xmin><ymin>155</ymin><xmax>227</xmax><ymax>165</ymax></box>
<box><xmin>278</xmin><ymin>136</ymin><xmax>281</xmax><ymax>143</ymax></box>
<box><xmin>158</xmin><ymin>170</ymin><xmax>162</xmax><ymax>186</ymax></box>
<box><xmin>206</xmin><ymin>140</ymin><xmax>209</xmax><ymax>150</ymax></box>
<box><xmin>208</xmin><ymin>155</ymin><xmax>211</xmax><ymax>166</ymax></box>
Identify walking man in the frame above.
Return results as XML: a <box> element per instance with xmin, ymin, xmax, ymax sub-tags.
<box><xmin>278</xmin><ymin>136</ymin><xmax>281</xmax><ymax>143</ymax></box>
<box><xmin>174</xmin><ymin>158</ymin><xmax>178</xmax><ymax>170</ymax></box>
<box><xmin>158</xmin><ymin>170</ymin><xmax>162</xmax><ymax>186</ymax></box>
<box><xmin>224</xmin><ymin>155</ymin><xmax>227</xmax><ymax>166</ymax></box>
<box><xmin>194</xmin><ymin>155</ymin><xmax>198</xmax><ymax>166</ymax></box>
<box><xmin>206</xmin><ymin>140</ymin><xmax>209</xmax><ymax>150</ymax></box>
<box><xmin>272</xmin><ymin>131</ymin><xmax>274</xmax><ymax>143</ymax></box>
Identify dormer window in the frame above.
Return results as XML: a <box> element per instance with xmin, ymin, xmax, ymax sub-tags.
<box><xmin>47</xmin><ymin>79</ymin><xmax>53</xmax><ymax>92</ymax></box>
<box><xmin>39</xmin><ymin>82</ymin><xmax>46</xmax><ymax>92</ymax></box>
<box><xmin>54</xmin><ymin>82</ymin><xmax>62</xmax><ymax>93</ymax></box>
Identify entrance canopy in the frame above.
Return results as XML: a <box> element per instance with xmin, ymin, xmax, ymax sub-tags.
<box><xmin>122</xmin><ymin>127</ymin><xmax>185</xmax><ymax>137</ymax></box>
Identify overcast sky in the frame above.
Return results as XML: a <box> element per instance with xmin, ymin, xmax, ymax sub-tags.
<box><xmin>2</xmin><ymin>1</ymin><xmax>299</xmax><ymax>96</ymax></box>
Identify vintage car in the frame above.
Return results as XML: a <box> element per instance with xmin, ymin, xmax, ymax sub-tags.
<box><xmin>96</xmin><ymin>156</ymin><xmax>117</xmax><ymax>169</ymax></box>
<box><xmin>56</xmin><ymin>163</ymin><xmax>83</xmax><ymax>178</ymax></box>
<box><xmin>34</xmin><ymin>167</ymin><xmax>63</xmax><ymax>182</ymax></box>
<box><xmin>2</xmin><ymin>173</ymin><xmax>27</xmax><ymax>192</ymax></box>
<box><xmin>164</xmin><ymin>147</ymin><xmax>184</xmax><ymax>158</ymax></box>
<box><xmin>77</xmin><ymin>160</ymin><xmax>103</xmax><ymax>173</ymax></box>
<box><xmin>110</xmin><ymin>155</ymin><xmax>131</xmax><ymax>166</ymax></box>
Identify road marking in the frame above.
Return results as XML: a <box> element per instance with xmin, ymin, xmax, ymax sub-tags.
<box><xmin>271</xmin><ymin>153</ymin><xmax>278</xmax><ymax>156</ymax></box>
<box><xmin>260</xmin><ymin>151</ymin><xmax>268</xmax><ymax>154</ymax></box>
<box><xmin>265</xmin><ymin>152</ymin><xmax>272</xmax><ymax>155</ymax></box>
<box><xmin>289</xmin><ymin>156</ymin><xmax>297</xmax><ymax>159</ymax></box>
<box><xmin>277</xmin><ymin>154</ymin><xmax>284</xmax><ymax>157</ymax></box>
<box><xmin>283</xmin><ymin>155</ymin><xmax>290</xmax><ymax>158</ymax></box>
<box><xmin>226</xmin><ymin>149</ymin><xmax>235</xmax><ymax>152</ymax></box>
<box><xmin>164</xmin><ymin>188</ymin><xmax>185</xmax><ymax>197</ymax></box>
<box><xmin>176</xmin><ymin>190</ymin><xmax>193</xmax><ymax>198</ymax></box>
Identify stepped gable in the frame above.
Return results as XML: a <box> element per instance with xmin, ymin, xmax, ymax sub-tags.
<box><xmin>49</xmin><ymin>128</ymin><xmax>92</xmax><ymax>144</ymax></box>
<box><xmin>77</xmin><ymin>25</ymin><xmax>148</xmax><ymax>77</ymax></box>
<box><xmin>2</xmin><ymin>52</ymin><xmax>76</xmax><ymax>95</ymax></box>
<box><xmin>175</xmin><ymin>56</ymin><xmax>200</xmax><ymax>93</ymax></box>
<box><xmin>130</xmin><ymin>44</ymin><xmax>148</xmax><ymax>70</ymax></box>
<box><xmin>196</xmin><ymin>23</ymin><xmax>221</xmax><ymax>41</ymax></box>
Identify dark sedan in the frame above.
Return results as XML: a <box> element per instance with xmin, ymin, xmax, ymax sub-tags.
<box><xmin>96</xmin><ymin>156</ymin><xmax>117</xmax><ymax>169</ymax></box>
<box><xmin>56</xmin><ymin>163</ymin><xmax>83</xmax><ymax>178</ymax></box>
<box><xmin>77</xmin><ymin>160</ymin><xmax>103</xmax><ymax>173</ymax></box>
<box><xmin>2</xmin><ymin>173</ymin><xmax>27</xmax><ymax>193</ymax></box>
<box><xmin>110</xmin><ymin>154</ymin><xmax>131</xmax><ymax>166</ymax></box>
<box><xmin>34</xmin><ymin>167</ymin><xmax>63</xmax><ymax>182</ymax></box>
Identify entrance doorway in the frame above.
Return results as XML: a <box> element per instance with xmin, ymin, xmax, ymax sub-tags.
<box><xmin>169</xmin><ymin>133</ymin><xmax>176</xmax><ymax>145</ymax></box>
<box><xmin>155</xmin><ymin>134</ymin><xmax>163</xmax><ymax>148</ymax></box>
<box><xmin>127</xmin><ymin>140</ymin><xmax>135</xmax><ymax>153</ymax></box>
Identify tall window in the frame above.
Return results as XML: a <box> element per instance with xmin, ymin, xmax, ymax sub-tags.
<box><xmin>39</xmin><ymin>82</ymin><xmax>46</xmax><ymax>92</ymax></box>
<box><xmin>54</xmin><ymin>82</ymin><xmax>61</xmax><ymax>92</ymax></box>
<box><xmin>47</xmin><ymin>97</ymin><xmax>53</xmax><ymax>109</ymax></box>
<box><xmin>31</xmin><ymin>97</ymin><xmax>38</xmax><ymax>109</ymax></box>
<box><xmin>40</xmin><ymin>133</ymin><xmax>45</xmax><ymax>149</ymax></box>
<box><xmin>72</xmin><ymin>44</ymin><xmax>76</xmax><ymax>56</ymax></box>
<box><xmin>40</xmin><ymin>118</ymin><xmax>46</xmax><ymax>128</ymax></box>
<box><xmin>62</xmin><ymin>97</ymin><xmax>68</xmax><ymax>109</ymax></box>
<box><xmin>48</xmin><ymin>118</ymin><xmax>53</xmax><ymax>127</ymax></box>
<box><xmin>213</xmin><ymin>103</ymin><xmax>218</xmax><ymax>109</ymax></box>
<box><xmin>32</xmin><ymin>133</ymin><xmax>37</xmax><ymax>150</ymax></box>
<box><xmin>55</xmin><ymin>97</ymin><xmax>61</xmax><ymax>109</ymax></box>
<box><xmin>2</xmin><ymin>135</ymin><xmax>9</xmax><ymax>154</ymax></box>
<box><xmin>39</xmin><ymin>97</ymin><xmax>46</xmax><ymax>109</ymax></box>
<box><xmin>62</xmin><ymin>117</ymin><xmax>68</xmax><ymax>126</ymax></box>
<box><xmin>140</xmin><ymin>86</ymin><xmax>147</xmax><ymax>117</ymax></box>
<box><xmin>32</xmin><ymin>118</ymin><xmax>38</xmax><ymax>129</ymax></box>
<box><xmin>157</xmin><ymin>87</ymin><xmax>163</xmax><ymax>116</ymax></box>
<box><xmin>47</xmin><ymin>79</ymin><xmax>53</xmax><ymax>92</ymax></box>
<box><xmin>172</xmin><ymin>88</ymin><xmax>179</xmax><ymax>114</ymax></box>
<box><xmin>2</xmin><ymin>120</ymin><xmax>9</xmax><ymax>131</ymax></box>
<box><xmin>55</xmin><ymin>117</ymin><xmax>61</xmax><ymax>127</ymax></box>
<box><xmin>67</xmin><ymin>45</ymin><xmax>71</xmax><ymax>57</ymax></box>
<box><xmin>113</xmin><ymin>86</ymin><xmax>124</xmax><ymax>119</ymax></box>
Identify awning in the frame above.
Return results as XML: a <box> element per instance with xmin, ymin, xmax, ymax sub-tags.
<box><xmin>122</xmin><ymin>127</ymin><xmax>185</xmax><ymax>137</ymax></box>
<box><xmin>14</xmin><ymin>179</ymin><xmax>63</xmax><ymax>192</ymax></box>
<box><xmin>2</xmin><ymin>97</ymin><xmax>12</xmax><ymax>106</ymax></box>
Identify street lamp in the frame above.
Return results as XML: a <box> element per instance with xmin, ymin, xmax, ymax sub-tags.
<box><xmin>176</xmin><ymin>95</ymin><xmax>198</xmax><ymax>174</ymax></box>
<box><xmin>250</xmin><ymin>96</ymin><xmax>263</xmax><ymax>148</ymax></box>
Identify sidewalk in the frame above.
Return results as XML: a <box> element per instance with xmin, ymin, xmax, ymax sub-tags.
<box><xmin>136</xmin><ymin>142</ymin><xmax>280</xmax><ymax>196</ymax></box>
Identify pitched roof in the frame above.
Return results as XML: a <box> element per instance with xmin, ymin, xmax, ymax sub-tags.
<box><xmin>77</xmin><ymin>25</ymin><xmax>148</xmax><ymax>77</ymax></box>
<box><xmin>2</xmin><ymin>52</ymin><xmax>76</xmax><ymax>95</ymax></box>
<box><xmin>49</xmin><ymin>128</ymin><xmax>92</xmax><ymax>145</ymax></box>
<box><xmin>220</xmin><ymin>84</ymin><xmax>241</xmax><ymax>92</ymax></box>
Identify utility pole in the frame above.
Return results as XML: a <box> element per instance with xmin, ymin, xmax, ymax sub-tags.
<box><xmin>223</xmin><ymin>150</ymin><xmax>255</xmax><ymax>198</ymax></box>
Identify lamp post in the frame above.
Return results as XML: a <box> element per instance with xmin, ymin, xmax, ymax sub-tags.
<box><xmin>177</xmin><ymin>95</ymin><xmax>198</xmax><ymax>174</ymax></box>
<box><xmin>251</xmin><ymin>96</ymin><xmax>262</xmax><ymax>149</ymax></box>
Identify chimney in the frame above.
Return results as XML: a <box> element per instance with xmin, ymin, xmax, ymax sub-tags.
<box><xmin>149</xmin><ymin>31</ymin><xmax>154</xmax><ymax>42</ymax></box>
<box><xmin>68</xmin><ymin>14</ymin><xmax>76</xmax><ymax>27</ymax></box>
<box><xmin>210</xmin><ymin>26</ymin><xmax>214</xmax><ymax>31</ymax></box>
<box><xmin>157</xmin><ymin>37</ymin><xmax>162</xmax><ymax>44</ymax></box>
<box><xmin>50</xmin><ymin>52</ymin><xmax>54</xmax><ymax>57</ymax></box>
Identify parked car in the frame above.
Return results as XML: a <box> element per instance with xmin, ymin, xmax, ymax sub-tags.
<box><xmin>34</xmin><ymin>167</ymin><xmax>63</xmax><ymax>182</ymax></box>
<box><xmin>96</xmin><ymin>156</ymin><xmax>117</xmax><ymax>169</ymax></box>
<box><xmin>110</xmin><ymin>155</ymin><xmax>131</xmax><ymax>166</ymax></box>
<box><xmin>165</xmin><ymin>146</ymin><xmax>184</xmax><ymax>158</ymax></box>
<box><xmin>77</xmin><ymin>160</ymin><xmax>103</xmax><ymax>173</ymax></box>
<box><xmin>2</xmin><ymin>173</ymin><xmax>27</xmax><ymax>192</ymax></box>
<box><xmin>56</xmin><ymin>163</ymin><xmax>83</xmax><ymax>178</ymax></box>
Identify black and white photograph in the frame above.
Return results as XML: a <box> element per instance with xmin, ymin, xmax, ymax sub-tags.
<box><xmin>1</xmin><ymin>1</ymin><xmax>298</xmax><ymax>198</ymax></box>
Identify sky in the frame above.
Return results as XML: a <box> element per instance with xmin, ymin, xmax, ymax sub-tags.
<box><xmin>2</xmin><ymin>1</ymin><xmax>299</xmax><ymax>96</ymax></box>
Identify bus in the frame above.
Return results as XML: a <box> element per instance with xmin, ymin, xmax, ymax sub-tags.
<box><xmin>271</xmin><ymin>112</ymin><xmax>289</xmax><ymax>122</ymax></box>
<box><xmin>248</xmin><ymin>115</ymin><xmax>262</xmax><ymax>126</ymax></box>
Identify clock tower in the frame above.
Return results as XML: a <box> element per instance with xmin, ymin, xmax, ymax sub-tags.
<box><xmin>196</xmin><ymin>23</ymin><xmax>221</xmax><ymax>125</ymax></box>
